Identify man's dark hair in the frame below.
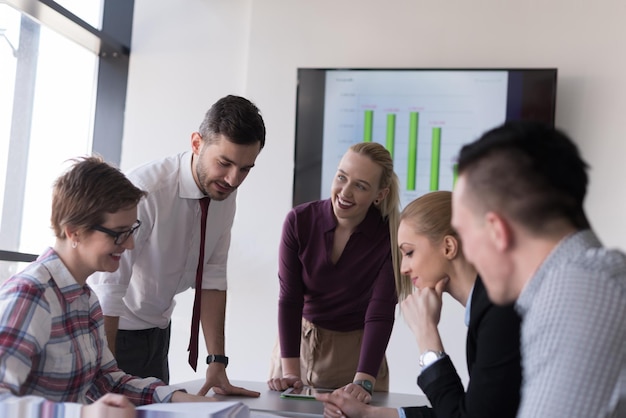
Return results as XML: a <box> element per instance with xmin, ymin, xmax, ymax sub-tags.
<box><xmin>457</xmin><ymin>121</ymin><xmax>590</xmax><ymax>232</ymax></box>
<box><xmin>198</xmin><ymin>95</ymin><xmax>266</xmax><ymax>149</ymax></box>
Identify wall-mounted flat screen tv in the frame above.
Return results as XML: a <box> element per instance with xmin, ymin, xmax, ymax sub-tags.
<box><xmin>293</xmin><ymin>68</ymin><xmax>557</xmax><ymax>209</ymax></box>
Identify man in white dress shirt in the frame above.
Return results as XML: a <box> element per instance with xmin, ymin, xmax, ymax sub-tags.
<box><xmin>88</xmin><ymin>95</ymin><xmax>266</xmax><ymax>398</ymax></box>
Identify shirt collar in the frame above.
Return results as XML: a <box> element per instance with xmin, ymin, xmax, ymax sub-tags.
<box><xmin>464</xmin><ymin>282</ymin><xmax>475</xmax><ymax>327</ymax></box>
<box><xmin>516</xmin><ymin>229</ymin><xmax>600</xmax><ymax>317</ymax></box>
<box><xmin>40</xmin><ymin>248</ymin><xmax>91</xmax><ymax>303</ymax></box>
<box><xmin>178</xmin><ymin>151</ymin><xmax>206</xmax><ymax>200</ymax></box>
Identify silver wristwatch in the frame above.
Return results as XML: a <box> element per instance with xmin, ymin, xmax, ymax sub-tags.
<box><xmin>419</xmin><ymin>350</ymin><xmax>445</xmax><ymax>368</ymax></box>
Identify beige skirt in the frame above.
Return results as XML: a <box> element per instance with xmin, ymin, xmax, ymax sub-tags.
<box><xmin>269</xmin><ymin>318</ymin><xmax>389</xmax><ymax>391</ymax></box>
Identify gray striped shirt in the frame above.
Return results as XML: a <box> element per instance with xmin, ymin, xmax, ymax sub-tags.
<box><xmin>516</xmin><ymin>230</ymin><xmax>626</xmax><ymax>418</ymax></box>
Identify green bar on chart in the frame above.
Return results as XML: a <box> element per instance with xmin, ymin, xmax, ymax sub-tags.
<box><xmin>407</xmin><ymin>112</ymin><xmax>419</xmax><ymax>191</ymax></box>
<box><xmin>452</xmin><ymin>163</ymin><xmax>458</xmax><ymax>188</ymax></box>
<box><xmin>430</xmin><ymin>127</ymin><xmax>441</xmax><ymax>191</ymax></box>
<box><xmin>386</xmin><ymin>114</ymin><xmax>396</xmax><ymax>158</ymax></box>
<box><xmin>363</xmin><ymin>110</ymin><xmax>374</xmax><ymax>142</ymax></box>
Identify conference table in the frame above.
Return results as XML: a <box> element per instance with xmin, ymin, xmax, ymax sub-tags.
<box><xmin>179</xmin><ymin>379</ymin><xmax>429</xmax><ymax>417</ymax></box>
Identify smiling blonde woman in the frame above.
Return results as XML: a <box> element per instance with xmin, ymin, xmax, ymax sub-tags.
<box><xmin>268</xmin><ymin>142</ymin><xmax>403</xmax><ymax>403</ymax></box>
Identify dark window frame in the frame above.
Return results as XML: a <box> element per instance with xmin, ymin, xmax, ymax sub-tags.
<box><xmin>0</xmin><ymin>0</ymin><xmax>134</xmax><ymax>263</ymax></box>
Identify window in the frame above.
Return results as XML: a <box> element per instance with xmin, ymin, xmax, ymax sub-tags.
<box><xmin>0</xmin><ymin>0</ymin><xmax>133</xmax><ymax>282</ymax></box>
<box><xmin>51</xmin><ymin>0</ymin><xmax>103</xmax><ymax>29</ymax></box>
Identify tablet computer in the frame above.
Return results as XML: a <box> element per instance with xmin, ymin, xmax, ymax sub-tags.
<box><xmin>281</xmin><ymin>386</ymin><xmax>335</xmax><ymax>400</ymax></box>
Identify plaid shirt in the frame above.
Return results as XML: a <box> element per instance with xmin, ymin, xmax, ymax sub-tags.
<box><xmin>516</xmin><ymin>230</ymin><xmax>626</xmax><ymax>417</ymax></box>
<box><xmin>0</xmin><ymin>248</ymin><xmax>177</xmax><ymax>418</ymax></box>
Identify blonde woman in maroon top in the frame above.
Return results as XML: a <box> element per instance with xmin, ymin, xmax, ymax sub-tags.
<box><xmin>268</xmin><ymin>142</ymin><xmax>407</xmax><ymax>403</ymax></box>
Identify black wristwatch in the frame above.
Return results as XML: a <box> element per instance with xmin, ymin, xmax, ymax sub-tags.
<box><xmin>353</xmin><ymin>379</ymin><xmax>373</xmax><ymax>395</ymax></box>
<box><xmin>206</xmin><ymin>354</ymin><xmax>229</xmax><ymax>368</ymax></box>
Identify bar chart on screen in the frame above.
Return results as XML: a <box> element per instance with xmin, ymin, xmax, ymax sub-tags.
<box><xmin>320</xmin><ymin>70</ymin><xmax>508</xmax><ymax>209</ymax></box>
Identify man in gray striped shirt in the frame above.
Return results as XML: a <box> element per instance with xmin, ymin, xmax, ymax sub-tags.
<box><xmin>451</xmin><ymin>121</ymin><xmax>626</xmax><ymax>418</ymax></box>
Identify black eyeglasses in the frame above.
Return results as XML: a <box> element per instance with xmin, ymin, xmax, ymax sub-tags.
<box><xmin>91</xmin><ymin>220</ymin><xmax>142</xmax><ymax>245</ymax></box>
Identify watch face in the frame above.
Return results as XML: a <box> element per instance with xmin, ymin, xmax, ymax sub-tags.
<box><xmin>420</xmin><ymin>350</ymin><xmax>444</xmax><ymax>367</ymax></box>
<box><xmin>423</xmin><ymin>351</ymin><xmax>438</xmax><ymax>363</ymax></box>
<box><xmin>354</xmin><ymin>379</ymin><xmax>373</xmax><ymax>394</ymax></box>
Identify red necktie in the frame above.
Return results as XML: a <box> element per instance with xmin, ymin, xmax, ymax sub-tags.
<box><xmin>188</xmin><ymin>196</ymin><xmax>210</xmax><ymax>371</ymax></box>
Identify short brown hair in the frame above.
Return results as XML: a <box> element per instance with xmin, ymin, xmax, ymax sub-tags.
<box><xmin>51</xmin><ymin>156</ymin><xmax>146</xmax><ymax>238</ymax></box>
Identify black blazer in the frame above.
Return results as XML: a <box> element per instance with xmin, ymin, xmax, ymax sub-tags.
<box><xmin>402</xmin><ymin>277</ymin><xmax>521</xmax><ymax>418</ymax></box>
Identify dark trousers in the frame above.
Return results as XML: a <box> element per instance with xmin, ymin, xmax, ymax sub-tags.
<box><xmin>115</xmin><ymin>323</ymin><xmax>171</xmax><ymax>384</ymax></box>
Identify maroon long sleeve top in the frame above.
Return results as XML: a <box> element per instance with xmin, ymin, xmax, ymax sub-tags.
<box><xmin>278</xmin><ymin>199</ymin><xmax>397</xmax><ymax>377</ymax></box>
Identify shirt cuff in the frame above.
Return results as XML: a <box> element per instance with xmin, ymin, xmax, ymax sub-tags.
<box><xmin>201</xmin><ymin>272</ymin><xmax>228</xmax><ymax>291</ymax></box>
<box><xmin>419</xmin><ymin>355</ymin><xmax>446</xmax><ymax>374</ymax></box>
<box><xmin>398</xmin><ymin>407</ymin><xmax>408</xmax><ymax>418</ymax></box>
<box><xmin>155</xmin><ymin>385</ymin><xmax>186</xmax><ymax>403</ymax></box>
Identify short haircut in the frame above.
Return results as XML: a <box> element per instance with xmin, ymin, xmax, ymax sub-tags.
<box><xmin>198</xmin><ymin>95</ymin><xmax>266</xmax><ymax>149</ymax></box>
<box><xmin>457</xmin><ymin>121</ymin><xmax>590</xmax><ymax>233</ymax></box>
<box><xmin>51</xmin><ymin>156</ymin><xmax>147</xmax><ymax>239</ymax></box>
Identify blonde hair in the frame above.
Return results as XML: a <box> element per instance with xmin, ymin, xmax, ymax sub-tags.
<box><xmin>399</xmin><ymin>191</ymin><xmax>460</xmax><ymax>299</ymax></box>
<box><xmin>349</xmin><ymin>142</ymin><xmax>403</xmax><ymax>300</ymax></box>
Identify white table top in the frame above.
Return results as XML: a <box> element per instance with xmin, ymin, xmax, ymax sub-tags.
<box><xmin>177</xmin><ymin>380</ymin><xmax>429</xmax><ymax>417</ymax></box>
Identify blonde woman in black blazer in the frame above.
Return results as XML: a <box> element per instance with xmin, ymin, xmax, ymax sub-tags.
<box><xmin>317</xmin><ymin>191</ymin><xmax>521</xmax><ymax>418</ymax></box>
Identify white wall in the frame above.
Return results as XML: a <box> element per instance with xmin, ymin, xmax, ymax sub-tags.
<box><xmin>124</xmin><ymin>0</ymin><xmax>626</xmax><ymax>395</ymax></box>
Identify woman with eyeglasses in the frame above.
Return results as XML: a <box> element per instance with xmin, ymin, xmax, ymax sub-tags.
<box><xmin>0</xmin><ymin>156</ymin><xmax>217</xmax><ymax>418</ymax></box>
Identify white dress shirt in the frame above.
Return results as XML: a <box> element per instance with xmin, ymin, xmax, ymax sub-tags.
<box><xmin>88</xmin><ymin>151</ymin><xmax>236</xmax><ymax>330</ymax></box>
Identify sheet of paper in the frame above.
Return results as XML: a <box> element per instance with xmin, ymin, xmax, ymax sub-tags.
<box><xmin>136</xmin><ymin>401</ymin><xmax>249</xmax><ymax>418</ymax></box>
<box><xmin>250</xmin><ymin>413</ymin><xmax>288</xmax><ymax>418</ymax></box>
